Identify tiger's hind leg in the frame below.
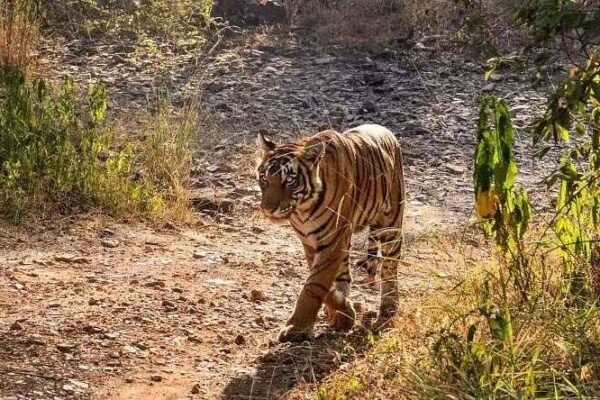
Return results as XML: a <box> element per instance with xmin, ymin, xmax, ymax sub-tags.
<box><xmin>325</xmin><ymin>254</ymin><xmax>356</xmax><ymax>331</ymax></box>
<box><xmin>375</xmin><ymin>227</ymin><xmax>402</xmax><ymax>328</ymax></box>
<box><xmin>356</xmin><ymin>229</ymin><xmax>381</xmax><ymax>284</ymax></box>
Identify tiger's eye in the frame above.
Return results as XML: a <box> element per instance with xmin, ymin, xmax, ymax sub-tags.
<box><xmin>259</xmin><ymin>175</ymin><xmax>267</xmax><ymax>187</ymax></box>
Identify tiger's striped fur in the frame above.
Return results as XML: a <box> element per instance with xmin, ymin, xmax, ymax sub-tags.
<box><xmin>256</xmin><ymin>124</ymin><xmax>405</xmax><ymax>342</ymax></box>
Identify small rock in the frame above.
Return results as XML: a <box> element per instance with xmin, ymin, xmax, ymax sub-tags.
<box><xmin>26</xmin><ymin>335</ymin><xmax>45</xmax><ymax>346</ymax></box>
<box><xmin>10</xmin><ymin>321</ymin><xmax>22</xmax><ymax>331</ymax></box>
<box><xmin>314</xmin><ymin>56</ymin><xmax>336</xmax><ymax>65</ymax></box>
<box><xmin>88</xmin><ymin>298</ymin><xmax>101</xmax><ymax>306</ymax></box>
<box><xmin>360</xmin><ymin>100</ymin><xmax>376</xmax><ymax>114</ymax></box>
<box><xmin>445</xmin><ymin>164</ymin><xmax>466</xmax><ymax>174</ymax></box>
<box><xmin>363</xmin><ymin>73</ymin><xmax>385</xmax><ymax>86</ymax></box>
<box><xmin>122</xmin><ymin>345</ymin><xmax>138</xmax><ymax>354</ymax></box>
<box><xmin>103</xmin><ymin>332</ymin><xmax>120</xmax><ymax>340</ymax></box>
<box><xmin>206</xmin><ymin>278</ymin><xmax>235</xmax><ymax>286</ymax></box>
<box><xmin>250</xmin><ymin>289</ymin><xmax>266</xmax><ymax>303</ymax></box>
<box><xmin>54</xmin><ymin>254</ymin><xmax>89</xmax><ymax>264</ymax></box>
<box><xmin>162</xmin><ymin>300</ymin><xmax>176</xmax><ymax>308</ymax></box>
<box><xmin>134</xmin><ymin>342</ymin><xmax>149</xmax><ymax>351</ymax></box>
<box><xmin>482</xmin><ymin>83</ymin><xmax>496</xmax><ymax>92</ymax></box>
<box><xmin>56</xmin><ymin>343</ymin><xmax>76</xmax><ymax>353</ymax></box>
<box><xmin>189</xmin><ymin>193</ymin><xmax>234</xmax><ymax>215</ymax></box>
<box><xmin>192</xmin><ymin>250</ymin><xmax>207</xmax><ymax>259</ymax></box>
<box><xmin>83</xmin><ymin>324</ymin><xmax>104</xmax><ymax>334</ymax></box>
<box><xmin>69</xmin><ymin>380</ymin><xmax>89</xmax><ymax>390</ymax></box>
<box><xmin>150</xmin><ymin>375</ymin><xmax>163</xmax><ymax>382</ymax></box>
<box><xmin>62</xmin><ymin>384</ymin><xmax>76</xmax><ymax>393</ymax></box>
<box><xmin>144</xmin><ymin>281</ymin><xmax>166</xmax><ymax>289</ymax></box>
<box><xmin>234</xmin><ymin>334</ymin><xmax>246</xmax><ymax>346</ymax></box>
<box><xmin>100</xmin><ymin>228</ymin><xmax>115</xmax><ymax>237</ymax></box>
<box><xmin>191</xmin><ymin>383</ymin><xmax>201</xmax><ymax>394</ymax></box>
<box><xmin>100</xmin><ymin>238</ymin><xmax>120</xmax><ymax>248</ymax></box>
<box><xmin>188</xmin><ymin>335</ymin><xmax>203</xmax><ymax>344</ymax></box>
<box><xmin>163</xmin><ymin>221</ymin><xmax>176</xmax><ymax>230</ymax></box>
<box><xmin>254</xmin><ymin>316</ymin><xmax>268</xmax><ymax>328</ymax></box>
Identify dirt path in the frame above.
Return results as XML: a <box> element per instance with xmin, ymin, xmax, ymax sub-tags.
<box><xmin>2</xmin><ymin>29</ymin><xmax>561</xmax><ymax>399</ymax></box>
<box><xmin>0</xmin><ymin>177</ymin><xmax>467</xmax><ymax>400</ymax></box>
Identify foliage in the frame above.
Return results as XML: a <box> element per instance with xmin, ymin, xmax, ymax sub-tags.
<box><xmin>0</xmin><ymin>70</ymin><xmax>195</xmax><ymax>222</ymax></box>
<box><xmin>516</xmin><ymin>0</ymin><xmax>600</xmax><ymax>56</ymax></box>
<box><xmin>42</xmin><ymin>0</ymin><xmax>215</xmax><ymax>53</ymax></box>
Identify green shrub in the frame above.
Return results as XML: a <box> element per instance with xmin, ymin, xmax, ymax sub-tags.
<box><xmin>44</xmin><ymin>0</ymin><xmax>215</xmax><ymax>49</ymax></box>
<box><xmin>0</xmin><ymin>70</ymin><xmax>195</xmax><ymax>222</ymax></box>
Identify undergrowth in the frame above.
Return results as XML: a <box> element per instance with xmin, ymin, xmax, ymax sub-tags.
<box><xmin>43</xmin><ymin>0</ymin><xmax>214</xmax><ymax>43</ymax></box>
<box><xmin>289</xmin><ymin>0</ymin><xmax>523</xmax><ymax>57</ymax></box>
<box><xmin>0</xmin><ymin>69</ymin><xmax>196</xmax><ymax>222</ymax></box>
<box><xmin>311</xmin><ymin>4</ymin><xmax>600</xmax><ymax>398</ymax></box>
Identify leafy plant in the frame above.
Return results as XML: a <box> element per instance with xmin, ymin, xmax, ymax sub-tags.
<box><xmin>0</xmin><ymin>69</ymin><xmax>194</xmax><ymax>222</ymax></box>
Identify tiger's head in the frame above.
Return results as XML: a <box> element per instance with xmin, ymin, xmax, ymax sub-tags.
<box><xmin>256</xmin><ymin>132</ymin><xmax>326</xmax><ymax>222</ymax></box>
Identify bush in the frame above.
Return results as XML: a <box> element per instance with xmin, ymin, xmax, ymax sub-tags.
<box><xmin>43</xmin><ymin>0</ymin><xmax>215</xmax><ymax>49</ymax></box>
<box><xmin>0</xmin><ymin>70</ymin><xmax>195</xmax><ymax>222</ymax></box>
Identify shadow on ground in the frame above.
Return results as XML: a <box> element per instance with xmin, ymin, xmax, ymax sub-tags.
<box><xmin>221</xmin><ymin>328</ymin><xmax>374</xmax><ymax>399</ymax></box>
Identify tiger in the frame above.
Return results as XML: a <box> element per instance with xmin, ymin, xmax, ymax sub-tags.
<box><xmin>256</xmin><ymin>124</ymin><xmax>405</xmax><ymax>343</ymax></box>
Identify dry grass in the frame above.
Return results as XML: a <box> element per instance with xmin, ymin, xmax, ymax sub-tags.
<box><xmin>133</xmin><ymin>99</ymin><xmax>199</xmax><ymax>223</ymax></box>
<box><xmin>289</xmin><ymin>0</ymin><xmax>464</xmax><ymax>49</ymax></box>
<box><xmin>289</xmin><ymin>0</ymin><xmax>525</xmax><ymax>56</ymax></box>
<box><xmin>0</xmin><ymin>0</ymin><xmax>39</xmax><ymax>74</ymax></box>
<box><xmin>305</xmin><ymin>229</ymin><xmax>600</xmax><ymax>399</ymax></box>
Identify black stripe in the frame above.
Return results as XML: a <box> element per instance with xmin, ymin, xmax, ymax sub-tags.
<box><xmin>305</xmin><ymin>281</ymin><xmax>331</xmax><ymax>294</ymax></box>
<box><xmin>307</xmin><ymin>257</ymin><xmax>339</xmax><ymax>280</ymax></box>
<box><xmin>307</xmin><ymin>213</ymin><xmax>336</xmax><ymax>237</ymax></box>
<box><xmin>307</xmin><ymin>179</ymin><xmax>327</xmax><ymax>219</ymax></box>
<box><xmin>363</xmin><ymin>152</ymin><xmax>381</xmax><ymax>222</ymax></box>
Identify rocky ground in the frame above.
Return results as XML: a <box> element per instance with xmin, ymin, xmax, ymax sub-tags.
<box><xmin>1</xmin><ymin>26</ymin><xmax>562</xmax><ymax>400</ymax></box>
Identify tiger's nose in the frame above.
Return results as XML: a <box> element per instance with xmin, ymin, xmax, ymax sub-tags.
<box><xmin>261</xmin><ymin>199</ymin><xmax>278</xmax><ymax>214</ymax></box>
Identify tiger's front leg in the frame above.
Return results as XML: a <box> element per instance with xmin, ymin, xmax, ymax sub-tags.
<box><xmin>279</xmin><ymin>235</ymin><xmax>352</xmax><ymax>343</ymax></box>
<box><xmin>324</xmin><ymin>254</ymin><xmax>356</xmax><ymax>332</ymax></box>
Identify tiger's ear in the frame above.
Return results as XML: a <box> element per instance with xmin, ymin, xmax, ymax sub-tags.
<box><xmin>302</xmin><ymin>140</ymin><xmax>326</xmax><ymax>165</ymax></box>
<box><xmin>257</xmin><ymin>132</ymin><xmax>275</xmax><ymax>153</ymax></box>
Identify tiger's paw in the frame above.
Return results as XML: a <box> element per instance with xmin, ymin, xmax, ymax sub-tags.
<box><xmin>278</xmin><ymin>325</ymin><xmax>314</xmax><ymax>343</ymax></box>
<box><xmin>330</xmin><ymin>304</ymin><xmax>356</xmax><ymax>332</ymax></box>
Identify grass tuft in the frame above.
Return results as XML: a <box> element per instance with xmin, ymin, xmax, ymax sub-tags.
<box><xmin>0</xmin><ymin>0</ymin><xmax>39</xmax><ymax>74</ymax></box>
